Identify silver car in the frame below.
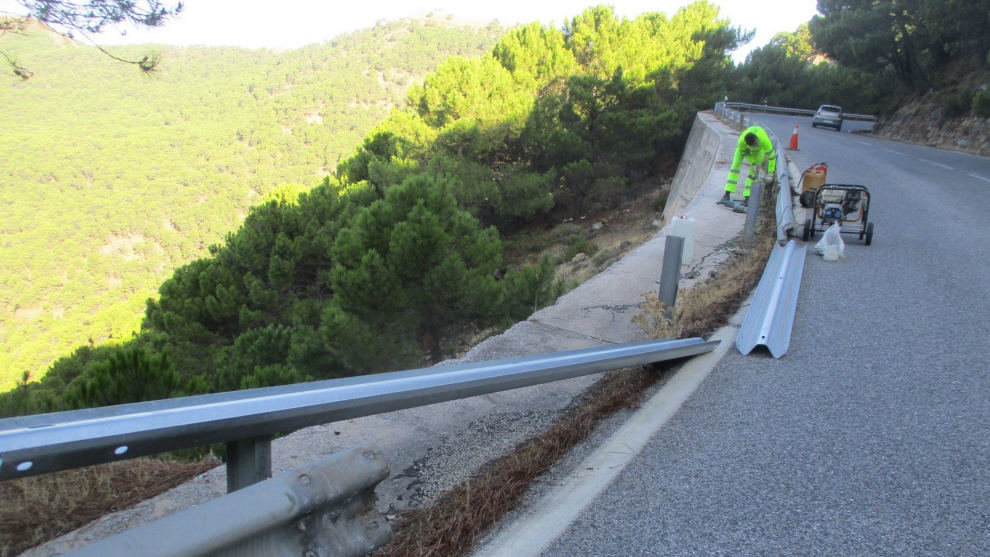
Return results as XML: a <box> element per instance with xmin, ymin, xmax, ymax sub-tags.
<box><xmin>812</xmin><ymin>104</ymin><xmax>843</xmax><ymax>131</ymax></box>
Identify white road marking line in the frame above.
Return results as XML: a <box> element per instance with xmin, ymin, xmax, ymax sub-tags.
<box><xmin>920</xmin><ymin>159</ymin><xmax>955</xmax><ymax>170</ymax></box>
<box><xmin>967</xmin><ymin>173</ymin><xmax>990</xmax><ymax>183</ymax></box>
<box><xmin>855</xmin><ymin>141</ymin><xmax>871</xmax><ymax>146</ymax></box>
<box><xmin>472</xmin><ymin>323</ymin><xmax>739</xmax><ymax>557</ymax></box>
<box><xmin>881</xmin><ymin>148</ymin><xmax>907</xmax><ymax>156</ymax></box>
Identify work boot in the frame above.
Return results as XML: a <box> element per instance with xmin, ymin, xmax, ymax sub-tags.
<box><xmin>717</xmin><ymin>191</ymin><xmax>732</xmax><ymax>206</ymax></box>
<box><xmin>732</xmin><ymin>197</ymin><xmax>749</xmax><ymax>213</ymax></box>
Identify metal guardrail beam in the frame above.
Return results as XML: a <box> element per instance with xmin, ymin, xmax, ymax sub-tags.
<box><xmin>762</xmin><ymin>127</ymin><xmax>797</xmax><ymax>244</ymax></box>
<box><xmin>735</xmin><ymin>240</ymin><xmax>807</xmax><ymax>358</ymax></box>
<box><xmin>723</xmin><ymin>101</ymin><xmax>877</xmax><ymax>122</ymax></box>
<box><xmin>66</xmin><ymin>446</ymin><xmax>390</xmax><ymax>557</ymax></box>
<box><xmin>0</xmin><ymin>338</ymin><xmax>718</xmax><ymax>482</ymax></box>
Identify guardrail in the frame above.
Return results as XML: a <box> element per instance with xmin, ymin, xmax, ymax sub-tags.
<box><xmin>0</xmin><ymin>338</ymin><xmax>717</xmax><ymax>490</ymax></box>
<box><xmin>722</xmin><ymin>101</ymin><xmax>877</xmax><ymax>122</ymax></box>
<box><xmin>68</xmin><ymin>446</ymin><xmax>392</xmax><ymax>557</ymax></box>
<box><xmin>711</xmin><ymin>103</ymin><xmax>809</xmax><ymax>359</ymax></box>
<box><xmin>735</xmin><ymin>240</ymin><xmax>806</xmax><ymax>358</ymax></box>
<box><xmin>1</xmin><ymin>338</ymin><xmax>718</xmax><ymax>554</ymax></box>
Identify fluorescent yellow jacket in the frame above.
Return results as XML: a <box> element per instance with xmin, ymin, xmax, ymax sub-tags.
<box><xmin>724</xmin><ymin>126</ymin><xmax>777</xmax><ymax>195</ymax></box>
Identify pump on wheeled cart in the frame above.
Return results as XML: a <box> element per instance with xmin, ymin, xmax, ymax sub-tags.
<box><xmin>801</xmin><ymin>183</ymin><xmax>875</xmax><ymax>245</ymax></box>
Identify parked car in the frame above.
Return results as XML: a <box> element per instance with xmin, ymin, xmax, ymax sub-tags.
<box><xmin>812</xmin><ymin>104</ymin><xmax>843</xmax><ymax>131</ymax></box>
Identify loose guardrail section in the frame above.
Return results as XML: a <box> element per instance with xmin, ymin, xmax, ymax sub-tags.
<box><xmin>735</xmin><ymin>240</ymin><xmax>807</xmax><ymax>358</ymax></box>
<box><xmin>68</xmin><ymin>446</ymin><xmax>391</xmax><ymax>557</ymax></box>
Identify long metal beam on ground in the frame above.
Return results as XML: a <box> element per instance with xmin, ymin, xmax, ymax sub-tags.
<box><xmin>0</xmin><ymin>337</ymin><xmax>718</xmax><ymax>483</ymax></box>
<box><xmin>735</xmin><ymin>240</ymin><xmax>807</xmax><ymax>358</ymax></box>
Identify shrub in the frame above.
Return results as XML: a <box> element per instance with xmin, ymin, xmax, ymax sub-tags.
<box><xmin>652</xmin><ymin>190</ymin><xmax>669</xmax><ymax>213</ymax></box>
<box><xmin>563</xmin><ymin>235</ymin><xmax>598</xmax><ymax>261</ymax></box>
<box><xmin>942</xmin><ymin>89</ymin><xmax>973</xmax><ymax>119</ymax></box>
<box><xmin>972</xmin><ymin>89</ymin><xmax>990</xmax><ymax>118</ymax></box>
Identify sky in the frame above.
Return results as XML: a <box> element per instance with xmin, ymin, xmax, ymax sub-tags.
<box><xmin>1</xmin><ymin>0</ymin><xmax>819</xmax><ymax>63</ymax></box>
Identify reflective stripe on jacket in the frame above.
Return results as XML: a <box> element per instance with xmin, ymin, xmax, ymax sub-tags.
<box><xmin>724</xmin><ymin>125</ymin><xmax>776</xmax><ymax>194</ymax></box>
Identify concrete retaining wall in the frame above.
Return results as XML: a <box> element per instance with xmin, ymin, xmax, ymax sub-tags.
<box><xmin>663</xmin><ymin>113</ymin><xmax>722</xmax><ymax>221</ymax></box>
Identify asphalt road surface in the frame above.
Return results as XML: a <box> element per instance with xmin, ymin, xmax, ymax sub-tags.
<box><xmin>543</xmin><ymin>114</ymin><xmax>990</xmax><ymax>555</ymax></box>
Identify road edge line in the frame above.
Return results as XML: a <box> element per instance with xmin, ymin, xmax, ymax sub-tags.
<box><xmin>472</xmin><ymin>320</ymin><xmax>740</xmax><ymax>557</ymax></box>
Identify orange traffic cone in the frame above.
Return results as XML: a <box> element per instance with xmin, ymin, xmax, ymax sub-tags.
<box><xmin>788</xmin><ymin>124</ymin><xmax>800</xmax><ymax>150</ymax></box>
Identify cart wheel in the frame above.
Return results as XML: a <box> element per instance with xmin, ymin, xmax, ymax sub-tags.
<box><xmin>865</xmin><ymin>222</ymin><xmax>874</xmax><ymax>246</ymax></box>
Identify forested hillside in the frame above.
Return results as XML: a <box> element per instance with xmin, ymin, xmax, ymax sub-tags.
<box><xmin>1</xmin><ymin>2</ymin><xmax>745</xmax><ymax>415</ymax></box>
<box><xmin>0</xmin><ymin>16</ymin><xmax>503</xmax><ymax>389</ymax></box>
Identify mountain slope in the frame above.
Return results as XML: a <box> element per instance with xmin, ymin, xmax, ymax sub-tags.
<box><xmin>0</xmin><ymin>17</ymin><xmax>503</xmax><ymax>388</ymax></box>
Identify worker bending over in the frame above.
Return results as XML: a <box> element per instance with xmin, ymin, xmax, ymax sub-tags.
<box><xmin>718</xmin><ymin>125</ymin><xmax>777</xmax><ymax>207</ymax></box>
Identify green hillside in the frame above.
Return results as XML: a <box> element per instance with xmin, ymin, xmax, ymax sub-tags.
<box><xmin>2</xmin><ymin>2</ymin><xmax>745</xmax><ymax>415</ymax></box>
<box><xmin>0</xmin><ymin>17</ymin><xmax>504</xmax><ymax>389</ymax></box>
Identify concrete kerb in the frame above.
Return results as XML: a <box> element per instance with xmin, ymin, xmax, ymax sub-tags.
<box><xmin>471</xmin><ymin>298</ymin><xmax>749</xmax><ymax>557</ymax></box>
<box><xmin>23</xmin><ymin>113</ymin><xmax>766</xmax><ymax>556</ymax></box>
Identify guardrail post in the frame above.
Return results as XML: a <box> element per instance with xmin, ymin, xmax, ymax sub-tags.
<box><xmin>227</xmin><ymin>435</ymin><xmax>272</xmax><ymax>492</ymax></box>
<box><xmin>658</xmin><ymin>235</ymin><xmax>684</xmax><ymax>321</ymax></box>
<box><xmin>743</xmin><ymin>176</ymin><xmax>763</xmax><ymax>242</ymax></box>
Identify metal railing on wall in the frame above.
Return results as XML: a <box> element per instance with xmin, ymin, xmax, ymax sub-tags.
<box><xmin>721</xmin><ymin>101</ymin><xmax>877</xmax><ymax>122</ymax></box>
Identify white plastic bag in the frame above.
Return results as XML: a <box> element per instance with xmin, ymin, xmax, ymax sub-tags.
<box><xmin>814</xmin><ymin>222</ymin><xmax>845</xmax><ymax>261</ymax></box>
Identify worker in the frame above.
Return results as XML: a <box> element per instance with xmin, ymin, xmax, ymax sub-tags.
<box><xmin>718</xmin><ymin>125</ymin><xmax>777</xmax><ymax>207</ymax></box>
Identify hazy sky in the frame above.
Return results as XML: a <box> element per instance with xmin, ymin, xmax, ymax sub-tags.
<box><xmin>1</xmin><ymin>1</ymin><xmax>819</xmax><ymax>63</ymax></box>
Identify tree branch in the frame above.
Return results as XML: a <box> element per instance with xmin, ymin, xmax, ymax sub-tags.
<box><xmin>2</xmin><ymin>1</ymin><xmax>181</xmax><ymax>78</ymax></box>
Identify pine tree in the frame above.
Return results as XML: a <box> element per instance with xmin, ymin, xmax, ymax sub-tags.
<box><xmin>325</xmin><ymin>174</ymin><xmax>502</xmax><ymax>368</ymax></box>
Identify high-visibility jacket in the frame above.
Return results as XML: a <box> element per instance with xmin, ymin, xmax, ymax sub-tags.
<box><xmin>724</xmin><ymin>126</ymin><xmax>777</xmax><ymax>196</ymax></box>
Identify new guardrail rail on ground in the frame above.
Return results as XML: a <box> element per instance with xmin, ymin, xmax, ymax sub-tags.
<box><xmin>735</xmin><ymin>240</ymin><xmax>807</xmax><ymax>358</ymax></box>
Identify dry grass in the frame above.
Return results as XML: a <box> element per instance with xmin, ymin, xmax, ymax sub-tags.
<box><xmin>0</xmin><ymin>456</ymin><xmax>218</xmax><ymax>557</ymax></box>
<box><xmin>375</xmin><ymin>207</ymin><xmax>778</xmax><ymax>556</ymax></box>
<box><xmin>377</xmin><ymin>367</ymin><xmax>658</xmax><ymax>557</ymax></box>
<box><xmin>649</xmin><ymin>223</ymin><xmax>776</xmax><ymax>340</ymax></box>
